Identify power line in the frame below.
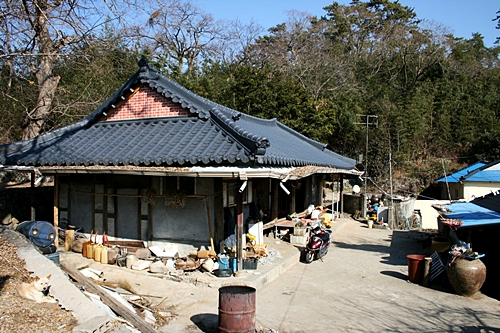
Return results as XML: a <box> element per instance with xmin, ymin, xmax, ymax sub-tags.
<box><xmin>354</xmin><ymin>114</ymin><xmax>378</xmax><ymax>196</ymax></box>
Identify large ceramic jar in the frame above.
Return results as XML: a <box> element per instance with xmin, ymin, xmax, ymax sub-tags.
<box><xmin>447</xmin><ymin>257</ymin><xmax>486</xmax><ymax>297</ymax></box>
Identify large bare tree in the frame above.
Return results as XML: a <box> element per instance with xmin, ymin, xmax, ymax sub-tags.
<box><xmin>135</xmin><ymin>0</ymin><xmax>222</xmax><ymax>76</ymax></box>
<box><xmin>0</xmin><ymin>0</ymin><xmax>135</xmax><ymax>139</ymax></box>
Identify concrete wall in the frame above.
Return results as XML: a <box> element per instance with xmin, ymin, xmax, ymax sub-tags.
<box><xmin>463</xmin><ymin>182</ymin><xmax>500</xmax><ymax>201</ymax></box>
<box><xmin>58</xmin><ymin>174</ymin><xmax>217</xmax><ymax>245</ymax></box>
<box><xmin>414</xmin><ymin>199</ymin><xmax>449</xmax><ymax>230</ymax></box>
<box><xmin>440</xmin><ymin>183</ymin><xmax>463</xmax><ymax>200</ymax></box>
<box><xmin>342</xmin><ymin>193</ymin><xmax>364</xmax><ymax>216</ymax></box>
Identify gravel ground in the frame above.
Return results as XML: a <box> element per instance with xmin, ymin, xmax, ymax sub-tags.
<box><xmin>0</xmin><ymin>235</ymin><xmax>77</xmax><ymax>332</ymax></box>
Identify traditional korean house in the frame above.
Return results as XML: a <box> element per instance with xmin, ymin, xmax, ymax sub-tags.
<box><xmin>0</xmin><ymin>59</ymin><xmax>360</xmax><ymax>268</ymax></box>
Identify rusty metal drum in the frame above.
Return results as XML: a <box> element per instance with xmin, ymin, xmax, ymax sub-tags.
<box><xmin>218</xmin><ymin>286</ymin><xmax>256</xmax><ymax>333</ymax></box>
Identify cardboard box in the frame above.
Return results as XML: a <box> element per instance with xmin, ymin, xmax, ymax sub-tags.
<box><xmin>253</xmin><ymin>244</ymin><xmax>268</xmax><ymax>256</ymax></box>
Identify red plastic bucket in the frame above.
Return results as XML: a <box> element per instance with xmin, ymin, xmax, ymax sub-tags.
<box><xmin>407</xmin><ymin>254</ymin><xmax>426</xmax><ymax>284</ymax></box>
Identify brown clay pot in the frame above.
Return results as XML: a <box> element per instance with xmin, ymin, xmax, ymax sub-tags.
<box><xmin>447</xmin><ymin>257</ymin><xmax>486</xmax><ymax>297</ymax></box>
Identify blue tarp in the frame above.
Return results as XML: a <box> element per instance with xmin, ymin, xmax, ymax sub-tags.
<box><xmin>444</xmin><ymin>201</ymin><xmax>500</xmax><ymax>228</ymax></box>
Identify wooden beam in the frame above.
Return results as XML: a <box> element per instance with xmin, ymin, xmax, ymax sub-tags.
<box><xmin>60</xmin><ymin>262</ymin><xmax>158</xmax><ymax>333</ymax></box>
<box><xmin>30</xmin><ymin>171</ymin><xmax>36</xmax><ymax>220</ymax></box>
<box><xmin>272</xmin><ymin>180</ymin><xmax>279</xmax><ymax>220</ymax></box>
<box><xmin>340</xmin><ymin>174</ymin><xmax>345</xmax><ymax>215</ymax></box>
<box><xmin>54</xmin><ymin>175</ymin><xmax>59</xmax><ymax>248</ymax></box>
<box><xmin>237</xmin><ymin>190</ymin><xmax>243</xmax><ymax>272</ymax></box>
<box><xmin>213</xmin><ymin>179</ymin><xmax>224</xmax><ymax>253</ymax></box>
<box><xmin>262</xmin><ymin>209</ymin><xmax>309</xmax><ymax>230</ymax></box>
<box><xmin>205</xmin><ymin>190</ymin><xmax>215</xmax><ymax>252</ymax></box>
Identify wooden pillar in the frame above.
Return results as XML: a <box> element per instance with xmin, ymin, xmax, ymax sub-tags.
<box><xmin>103</xmin><ymin>182</ymin><xmax>109</xmax><ymax>235</ymax></box>
<box><xmin>319</xmin><ymin>178</ymin><xmax>324</xmax><ymax>207</ymax></box>
<box><xmin>340</xmin><ymin>174</ymin><xmax>345</xmax><ymax>215</ymax></box>
<box><xmin>236</xmin><ymin>190</ymin><xmax>243</xmax><ymax>272</ymax></box>
<box><xmin>30</xmin><ymin>171</ymin><xmax>36</xmax><ymax>220</ymax></box>
<box><xmin>291</xmin><ymin>186</ymin><xmax>296</xmax><ymax>214</ymax></box>
<box><xmin>53</xmin><ymin>175</ymin><xmax>59</xmax><ymax>248</ymax></box>
<box><xmin>147</xmin><ymin>203</ymin><xmax>153</xmax><ymax>247</ymax></box>
<box><xmin>272</xmin><ymin>180</ymin><xmax>279</xmax><ymax>219</ymax></box>
<box><xmin>213</xmin><ymin>179</ymin><xmax>224</xmax><ymax>253</ymax></box>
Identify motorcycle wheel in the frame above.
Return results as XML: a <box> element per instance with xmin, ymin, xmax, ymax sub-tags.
<box><xmin>304</xmin><ymin>252</ymin><xmax>314</xmax><ymax>263</ymax></box>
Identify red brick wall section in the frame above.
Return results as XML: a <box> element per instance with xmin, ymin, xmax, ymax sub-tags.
<box><xmin>105</xmin><ymin>86</ymin><xmax>190</xmax><ymax>121</ymax></box>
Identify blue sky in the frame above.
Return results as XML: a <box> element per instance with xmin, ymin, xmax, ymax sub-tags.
<box><xmin>197</xmin><ymin>0</ymin><xmax>499</xmax><ymax>47</ymax></box>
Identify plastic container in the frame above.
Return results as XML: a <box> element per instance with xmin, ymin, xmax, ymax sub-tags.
<box><xmin>216</xmin><ymin>269</ymin><xmax>233</xmax><ymax>278</ymax></box>
<box><xmin>100</xmin><ymin>247</ymin><xmax>108</xmax><ymax>264</ymax></box>
<box><xmin>229</xmin><ymin>258</ymin><xmax>238</xmax><ymax>272</ymax></box>
<box><xmin>107</xmin><ymin>248</ymin><xmax>117</xmax><ymax>264</ymax></box>
<box><xmin>218</xmin><ymin>256</ymin><xmax>229</xmax><ymax>270</ymax></box>
<box><xmin>45</xmin><ymin>252</ymin><xmax>60</xmax><ymax>265</ymax></box>
<box><xmin>243</xmin><ymin>258</ymin><xmax>258</xmax><ymax>270</ymax></box>
<box><xmin>126</xmin><ymin>254</ymin><xmax>139</xmax><ymax>269</ymax></box>
<box><xmin>407</xmin><ymin>254</ymin><xmax>426</xmax><ymax>284</ymax></box>
<box><xmin>94</xmin><ymin>245</ymin><xmax>103</xmax><ymax>262</ymax></box>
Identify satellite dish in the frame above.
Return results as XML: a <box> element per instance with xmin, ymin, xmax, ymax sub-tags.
<box><xmin>353</xmin><ymin>185</ymin><xmax>360</xmax><ymax>194</ymax></box>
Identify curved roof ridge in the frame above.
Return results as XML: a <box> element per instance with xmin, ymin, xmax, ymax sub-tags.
<box><xmin>210</xmin><ymin>109</ymin><xmax>270</xmax><ymax>156</ymax></box>
<box><xmin>213</xmin><ymin>104</ymin><xmax>327</xmax><ymax>151</ymax></box>
<box><xmin>274</xmin><ymin>121</ymin><xmax>327</xmax><ymax>151</ymax></box>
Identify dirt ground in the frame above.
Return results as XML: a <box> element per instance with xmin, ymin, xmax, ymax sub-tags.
<box><xmin>0</xmin><ymin>234</ymin><xmax>77</xmax><ymax>332</ymax></box>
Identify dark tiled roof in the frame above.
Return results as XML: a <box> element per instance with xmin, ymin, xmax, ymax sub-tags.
<box><xmin>0</xmin><ymin>59</ymin><xmax>356</xmax><ymax>170</ymax></box>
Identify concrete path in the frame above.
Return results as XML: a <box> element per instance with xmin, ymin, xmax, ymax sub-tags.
<box><xmin>255</xmin><ymin>219</ymin><xmax>500</xmax><ymax>332</ymax></box>
<box><xmin>9</xmin><ymin>217</ymin><xmax>500</xmax><ymax>332</ymax></box>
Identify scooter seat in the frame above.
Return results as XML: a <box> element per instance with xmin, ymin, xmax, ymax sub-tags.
<box><xmin>317</xmin><ymin>232</ymin><xmax>330</xmax><ymax>242</ymax></box>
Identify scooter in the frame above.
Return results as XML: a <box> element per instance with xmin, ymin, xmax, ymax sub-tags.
<box><xmin>303</xmin><ymin>224</ymin><xmax>332</xmax><ymax>263</ymax></box>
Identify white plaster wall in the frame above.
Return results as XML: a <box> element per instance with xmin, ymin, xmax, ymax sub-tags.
<box><xmin>414</xmin><ymin>199</ymin><xmax>450</xmax><ymax>230</ymax></box>
<box><xmin>463</xmin><ymin>183</ymin><xmax>500</xmax><ymax>201</ymax></box>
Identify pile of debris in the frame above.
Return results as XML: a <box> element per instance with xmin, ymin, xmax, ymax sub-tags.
<box><xmin>63</xmin><ymin>228</ymin><xmax>272</xmax><ymax>279</ymax></box>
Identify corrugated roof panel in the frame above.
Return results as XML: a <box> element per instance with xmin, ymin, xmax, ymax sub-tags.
<box><xmin>464</xmin><ymin>170</ymin><xmax>500</xmax><ymax>182</ymax></box>
<box><xmin>436</xmin><ymin>162</ymin><xmax>487</xmax><ymax>183</ymax></box>
<box><xmin>444</xmin><ymin>201</ymin><xmax>500</xmax><ymax>228</ymax></box>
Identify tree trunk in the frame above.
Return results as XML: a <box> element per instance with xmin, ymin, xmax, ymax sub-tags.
<box><xmin>22</xmin><ymin>56</ymin><xmax>60</xmax><ymax>139</ymax></box>
<box><xmin>21</xmin><ymin>0</ymin><xmax>60</xmax><ymax>140</ymax></box>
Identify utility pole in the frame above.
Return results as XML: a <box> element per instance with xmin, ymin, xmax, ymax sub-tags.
<box><xmin>355</xmin><ymin>114</ymin><xmax>378</xmax><ymax>201</ymax></box>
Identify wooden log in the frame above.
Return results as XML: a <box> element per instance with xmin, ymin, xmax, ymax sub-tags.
<box><xmin>422</xmin><ymin>257</ymin><xmax>433</xmax><ymax>287</ymax></box>
<box><xmin>60</xmin><ymin>262</ymin><xmax>158</xmax><ymax>333</ymax></box>
<box><xmin>64</xmin><ymin>229</ymin><xmax>74</xmax><ymax>251</ymax></box>
<box><xmin>53</xmin><ymin>175</ymin><xmax>59</xmax><ymax>247</ymax></box>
